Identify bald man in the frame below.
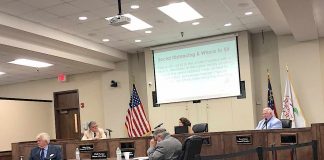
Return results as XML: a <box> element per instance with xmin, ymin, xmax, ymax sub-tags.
<box><xmin>256</xmin><ymin>108</ymin><xmax>282</xmax><ymax>130</ymax></box>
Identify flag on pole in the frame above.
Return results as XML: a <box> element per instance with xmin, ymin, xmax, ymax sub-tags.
<box><xmin>281</xmin><ymin>74</ymin><xmax>306</xmax><ymax>128</ymax></box>
<box><xmin>125</xmin><ymin>84</ymin><xmax>151</xmax><ymax>137</ymax></box>
<box><xmin>267</xmin><ymin>74</ymin><xmax>278</xmax><ymax>117</ymax></box>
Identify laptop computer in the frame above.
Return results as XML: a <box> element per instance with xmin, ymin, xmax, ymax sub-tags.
<box><xmin>174</xmin><ymin>126</ymin><xmax>189</xmax><ymax>134</ymax></box>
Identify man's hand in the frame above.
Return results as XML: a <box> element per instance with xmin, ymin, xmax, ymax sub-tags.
<box><xmin>150</xmin><ymin>138</ymin><xmax>157</xmax><ymax>148</ymax></box>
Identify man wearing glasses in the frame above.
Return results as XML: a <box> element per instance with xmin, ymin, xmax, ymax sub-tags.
<box><xmin>82</xmin><ymin>121</ymin><xmax>107</xmax><ymax>140</ymax></box>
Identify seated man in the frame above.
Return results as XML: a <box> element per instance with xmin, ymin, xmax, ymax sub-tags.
<box><xmin>29</xmin><ymin>132</ymin><xmax>62</xmax><ymax>160</ymax></box>
<box><xmin>82</xmin><ymin>121</ymin><xmax>107</xmax><ymax>140</ymax></box>
<box><xmin>147</xmin><ymin>128</ymin><xmax>182</xmax><ymax>160</ymax></box>
<box><xmin>256</xmin><ymin>108</ymin><xmax>282</xmax><ymax>130</ymax></box>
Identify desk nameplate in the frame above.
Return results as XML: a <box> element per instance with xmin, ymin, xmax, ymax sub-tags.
<box><xmin>79</xmin><ymin>144</ymin><xmax>94</xmax><ymax>152</ymax></box>
<box><xmin>91</xmin><ymin>151</ymin><xmax>108</xmax><ymax>159</ymax></box>
<box><xmin>236</xmin><ymin>134</ymin><xmax>253</xmax><ymax>144</ymax></box>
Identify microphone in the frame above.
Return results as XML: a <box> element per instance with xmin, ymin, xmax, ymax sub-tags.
<box><xmin>154</xmin><ymin>123</ymin><xmax>163</xmax><ymax>129</ymax></box>
<box><xmin>106</xmin><ymin>129</ymin><xmax>112</xmax><ymax>138</ymax></box>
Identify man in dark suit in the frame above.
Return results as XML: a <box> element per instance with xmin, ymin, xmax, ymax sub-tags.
<box><xmin>147</xmin><ymin>128</ymin><xmax>182</xmax><ymax>160</ymax></box>
<box><xmin>29</xmin><ymin>132</ymin><xmax>62</xmax><ymax>160</ymax></box>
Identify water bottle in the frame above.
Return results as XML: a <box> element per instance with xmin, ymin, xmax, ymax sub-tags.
<box><xmin>116</xmin><ymin>147</ymin><xmax>122</xmax><ymax>160</ymax></box>
<box><xmin>75</xmin><ymin>147</ymin><xmax>80</xmax><ymax>160</ymax></box>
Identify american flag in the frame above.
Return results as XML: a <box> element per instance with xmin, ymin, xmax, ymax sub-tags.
<box><xmin>125</xmin><ymin>84</ymin><xmax>151</xmax><ymax>137</ymax></box>
<box><xmin>268</xmin><ymin>75</ymin><xmax>278</xmax><ymax>117</ymax></box>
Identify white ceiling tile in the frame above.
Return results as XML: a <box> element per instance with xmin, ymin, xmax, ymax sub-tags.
<box><xmin>46</xmin><ymin>3</ymin><xmax>83</xmax><ymax>17</ymax></box>
<box><xmin>240</xmin><ymin>15</ymin><xmax>268</xmax><ymax>25</ymax></box>
<box><xmin>68</xmin><ymin>0</ymin><xmax>109</xmax><ymax>11</ymax></box>
<box><xmin>0</xmin><ymin>1</ymin><xmax>37</xmax><ymax>15</ymax></box>
<box><xmin>21</xmin><ymin>10</ymin><xmax>59</xmax><ymax>23</ymax></box>
<box><xmin>19</xmin><ymin>0</ymin><xmax>64</xmax><ymax>9</ymax></box>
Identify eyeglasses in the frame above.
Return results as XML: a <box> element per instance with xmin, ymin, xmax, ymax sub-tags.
<box><xmin>91</xmin><ymin>125</ymin><xmax>98</xmax><ymax>128</ymax></box>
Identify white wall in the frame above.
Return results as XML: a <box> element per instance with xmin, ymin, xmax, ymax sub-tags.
<box><xmin>252</xmin><ymin>32</ymin><xmax>324</xmax><ymax>125</ymax></box>
<box><xmin>144</xmin><ymin>31</ymin><xmax>257</xmax><ymax>133</ymax></box>
<box><xmin>251</xmin><ymin>31</ymin><xmax>282</xmax><ymax>120</ymax></box>
<box><xmin>0</xmin><ymin>72</ymin><xmax>106</xmax><ymax>140</ymax></box>
<box><xmin>0</xmin><ymin>100</ymin><xmax>54</xmax><ymax>151</ymax></box>
<box><xmin>102</xmin><ymin>61</ymin><xmax>131</xmax><ymax>138</ymax></box>
<box><xmin>277</xmin><ymin>35</ymin><xmax>324</xmax><ymax>125</ymax></box>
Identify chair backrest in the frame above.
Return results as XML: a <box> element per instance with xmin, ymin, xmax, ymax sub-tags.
<box><xmin>192</xmin><ymin>123</ymin><xmax>208</xmax><ymax>133</ymax></box>
<box><xmin>178</xmin><ymin>135</ymin><xmax>203</xmax><ymax>160</ymax></box>
<box><xmin>280</xmin><ymin>119</ymin><xmax>292</xmax><ymax>128</ymax></box>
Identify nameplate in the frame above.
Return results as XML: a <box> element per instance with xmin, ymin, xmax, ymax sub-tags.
<box><xmin>281</xmin><ymin>133</ymin><xmax>297</xmax><ymax>144</ymax></box>
<box><xmin>79</xmin><ymin>144</ymin><xmax>94</xmax><ymax>152</ymax></box>
<box><xmin>91</xmin><ymin>152</ymin><xmax>108</xmax><ymax>159</ymax></box>
<box><xmin>236</xmin><ymin>135</ymin><xmax>252</xmax><ymax>144</ymax></box>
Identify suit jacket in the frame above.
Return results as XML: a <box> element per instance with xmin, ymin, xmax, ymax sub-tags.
<box><xmin>29</xmin><ymin>145</ymin><xmax>62</xmax><ymax>160</ymax></box>
<box><xmin>147</xmin><ymin>135</ymin><xmax>182</xmax><ymax>160</ymax></box>
<box><xmin>256</xmin><ymin>117</ymin><xmax>282</xmax><ymax>130</ymax></box>
<box><xmin>82</xmin><ymin>128</ymin><xmax>107</xmax><ymax>140</ymax></box>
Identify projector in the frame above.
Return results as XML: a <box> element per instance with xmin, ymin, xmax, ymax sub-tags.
<box><xmin>107</xmin><ymin>15</ymin><xmax>131</xmax><ymax>26</ymax></box>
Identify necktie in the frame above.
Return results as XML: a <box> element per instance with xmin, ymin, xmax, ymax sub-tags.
<box><xmin>94</xmin><ymin>132</ymin><xmax>97</xmax><ymax>138</ymax></box>
<box><xmin>40</xmin><ymin>148</ymin><xmax>45</xmax><ymax>160</ymax></box>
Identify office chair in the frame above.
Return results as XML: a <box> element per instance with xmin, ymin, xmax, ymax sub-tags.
<box><xmin>178</xmin><ymin>135</ymin><xmax>203</xmax><ymax>160</ymax></box>
<box><xmin>192</xmin><ymin>123</ymin><xmax>208</xmax><ymax>133</ymax></box>
<box><xmin>280</xmin><ymin>119</ymin><xmax>292</xmax><ymax>128</ymax></box>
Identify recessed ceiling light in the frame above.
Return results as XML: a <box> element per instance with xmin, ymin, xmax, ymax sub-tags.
<box><xmin>105</xmin><ymin>14</ymin><xmax>152</xmax><ymax>31</ymax></box>
<box><xmin>192</xmin><ymin>22</ymin><xmax>200</xmax><ymax>25</ymax></box>
<box><xmin>0</xmin><ymin>72</ymin><xmax>5</xmax><ymax>75</ymax></box>
<box><xmin>9</xmin><ymin>59</ymin><xmax>53</xmax><ymax>68</ymax></box>
<box><xmin>244</xmin><ymin>11</ymin><xmax>253</xmax><ymax>16</ymax></box>
<box><xmin>224</xmin><ymin>23</ymin><xmax>232</xmax><ymax>27</ymax></box>
<box><xmin>131</xmin><ymin>5</ymin><xmax>140</xmax><ymax>9</ymax></box>
<box><xmin>135</xmin><ymin>39</ymin><xmax>142</xmax><ymax>42</ymax></box>
<box><xmin>145</xmin><ymin>30</ymin><xmax>152</xmax><ymax>34</ymax></box>
<box><xmin>78</xmin><ymin>16</ymin><xmax>88</xmax><ymax>21</ymax></box>
<box><xmin>158</xmin><ymin>2</ymin><xmax>203</xmax><ymax>22</ymax></box>
<box><xmin>102</xmin><ymin>39</ymin><xmax>110</xmax><ymax>42</ymax></box>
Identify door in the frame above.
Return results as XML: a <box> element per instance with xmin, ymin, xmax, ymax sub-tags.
<box><xmin>54</xmin><ymin>90</ymin><xmax>81</xmax><ymax>139</ymax></box>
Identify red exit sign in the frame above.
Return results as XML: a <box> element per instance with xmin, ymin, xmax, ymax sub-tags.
<box><xmin>57</xmin><ymin>73</ymin><xmax>67</xmax><ymax>82</ymax></box>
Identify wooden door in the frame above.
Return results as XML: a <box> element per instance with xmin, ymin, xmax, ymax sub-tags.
<box><xmin>54</xmin><ymin>90</ymin><xmax>81</xmax><ymax>139</ymax></box>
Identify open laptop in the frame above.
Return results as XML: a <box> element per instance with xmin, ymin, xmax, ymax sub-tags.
<box><xmin>174</xmin><ymin>126</ymin><xmax>189</xmax><ymax>134</ymax></box>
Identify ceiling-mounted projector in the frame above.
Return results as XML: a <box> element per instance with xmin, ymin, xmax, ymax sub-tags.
<box><xmin>108</xmin><ymin>0</ymin><xmax>131</xmax><ymax>26</ymax></box>
<box><xmin>108</xmin><ymin>15</ymin><xmax>131</xmax><ymax>26</ymax></box>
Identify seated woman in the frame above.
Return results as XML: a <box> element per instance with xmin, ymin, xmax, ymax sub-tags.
<box><xmin>179</xmin><ymin>117</ymin><xmax>193</xmax><ymax>133</ymax></box>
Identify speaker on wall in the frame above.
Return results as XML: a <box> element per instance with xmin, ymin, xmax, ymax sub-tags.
<box><xmin>110</xmin><ymin>80</ymin><xmax>118</xmax><ymax>87</ymax></box>
<box><xmin>152</xmin><ymin>91</ymin><xmax>160</xmax><ymax>107</ymax></box>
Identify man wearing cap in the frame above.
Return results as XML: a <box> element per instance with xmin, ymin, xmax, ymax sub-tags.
<box><xmin>147</xmin><ymin>128</ymin><xmax>182</xmax><ymax>160</ymax></box>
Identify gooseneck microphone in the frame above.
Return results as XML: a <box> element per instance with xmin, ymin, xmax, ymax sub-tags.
<box><xmin>154</xmin><ymin>123</ymin><xmax>164</xmax><ymax>129</ymax></box>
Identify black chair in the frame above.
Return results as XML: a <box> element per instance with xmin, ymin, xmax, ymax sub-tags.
<box><xmin>178</xmin><ymin>135</ymin><xmax>203</xmax><ymax>160</ymax></box>
<box><xmin>192</xmin><ymin>123</ymin><xmax>208</xmax><ymax>133</ymax></box>
<box><xmin>280</xmin><ymin>119</ymin><xmax>292</xmax><ymax>128</ymax></box>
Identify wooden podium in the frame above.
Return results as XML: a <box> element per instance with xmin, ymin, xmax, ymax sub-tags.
<box><xmin>10</xmin><ymin>123</ymin><xmax>324</xmax><ymax>160</ymax></box>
